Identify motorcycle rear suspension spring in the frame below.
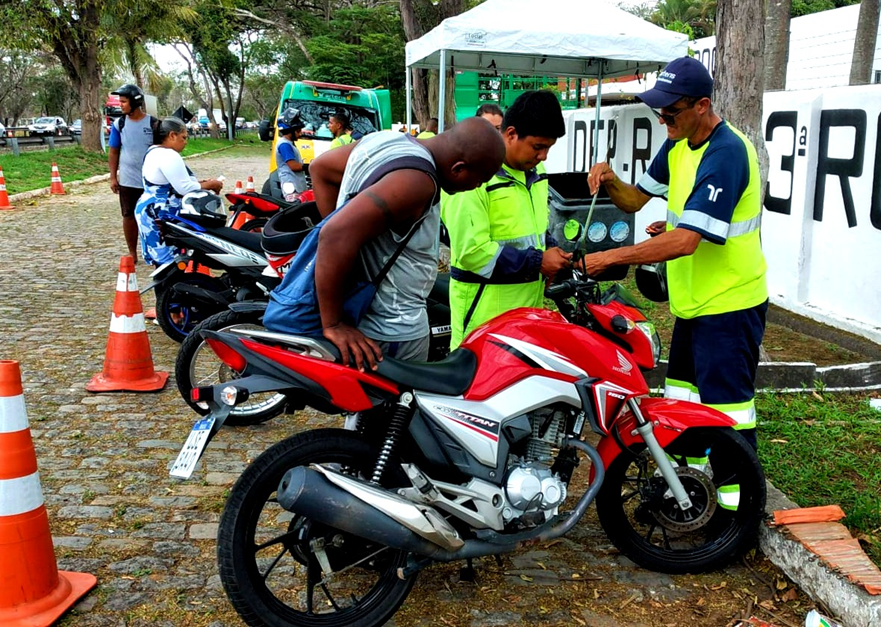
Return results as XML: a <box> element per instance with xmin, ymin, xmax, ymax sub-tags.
<box><xmin>371</xmin><ymin>392</ymin><xmax>414</xmax><ymax>484</ymax></box>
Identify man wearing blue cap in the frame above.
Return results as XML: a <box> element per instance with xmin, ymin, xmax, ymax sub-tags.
<box><xmin>583</xmin><ymin>56</ymin><xmax>768</xmax><ymax>452</ymax></box>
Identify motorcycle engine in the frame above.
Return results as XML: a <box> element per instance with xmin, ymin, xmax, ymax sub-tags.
<box><xmin>502</xmin><ymin>408</ymin><xmax>569</xmax><ymax>524</ymax></box>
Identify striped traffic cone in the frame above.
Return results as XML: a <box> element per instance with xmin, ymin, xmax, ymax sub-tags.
<box><xmin>0</xmin><ymin>165</ymin><xmax>13</xmax><ymax>210</ymax></box>
<box><xmin>246</xmin><ymin>176</ymin><xmax>255</xmax><ymax>192</ymax></box>
<box><xmin>86</xmin><ymin>256</ymin><xmax>168</xmax><ymax>392</ymax></box>
<box><xmin>234</xmin><ymin>180</ymin><xmax>243</xmax><ymax>195</ymax></box>
<box><xmin>49</xmin><ymin>163</ymin><xmax>65</xmax><ymax>195</ymax></box>
<box><xmin>0</xmin><ymin>360</ymin><xmax>97</xmax><ymax>626</ymax></box>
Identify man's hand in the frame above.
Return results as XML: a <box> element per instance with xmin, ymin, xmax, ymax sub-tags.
<box><xmin>587</xmin><ymin>162</ymin><xmax>617</xmax><ymax>196</ymax></box>
<box><xmin>577</xmin><ymin>251</ymin><xmax>612</xmax><ymax>277</ymax></box>
<box><xmin>202</xmin><ymin>179</ymin><xmax>223</xmax><ymax>193</ymax></box>
<box><xmin>110</xmin><ymin>177</ymin><xmax>119</xmax><ymax>194</ymax></box>
<box><xmin>646</xmin><ymin>220</ymin><xmax>666</xmax><ymax>236</ymax></box>
<box><xmin>541</xmin><ymin>247</ymin><xmax>573</xmax><ymax>281</ymax></box>
<box><xmin>323</xmin><ymin>322</ymin><xmax>383</xmax><ymax>371</ymax></box>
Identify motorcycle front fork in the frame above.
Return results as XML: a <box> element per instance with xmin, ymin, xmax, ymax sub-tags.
<box><xmin>627</xmin><ymin>398</ymin><xmax>694</xmax><ymax>511</ymax></box>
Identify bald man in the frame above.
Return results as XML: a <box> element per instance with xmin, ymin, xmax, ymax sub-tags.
<box><xmin>265</xmin><ymin>118</ymin><xmax>505</xmax><ymax>369</ymax></box>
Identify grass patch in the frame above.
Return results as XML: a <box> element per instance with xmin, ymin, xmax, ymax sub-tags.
<box><xmin>757</xmin><ymin>392</ymin><xmax>881</xmax><ymax>566</ymax></box>
<box><xmin>0</xmin><ymin>138</ymin><xmax>267</xmax><ymax>195</ymax></box>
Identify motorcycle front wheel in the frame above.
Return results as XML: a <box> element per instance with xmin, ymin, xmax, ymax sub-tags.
<box><xmin>596</xmin><ymin>426</ymin><xmax>765</xmax><ymax>574</ymax></box>
<box><xmin>174</xmin><ymin>308</ymin><xmax>287</xmax><ymax>425</ymax></box>
<box><xmin>155</xmin><ymin>273</ymin><xmax>227</xmax><ymax>343</ymax></box>
<box><xmin>217</xmin><ymin>429</ymin><xmax>416</xmax><ymax>627</ymax></box>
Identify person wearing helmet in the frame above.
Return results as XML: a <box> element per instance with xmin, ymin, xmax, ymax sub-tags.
<box><xmin>108</xmin><ymin>84</ymin><xmax>159</xmax><ymax>264</ymax></box>
<box><xmin>328</xmin><ymin>111</ymin><xmax>354</xmax><ymax>150</ymax></box>
<box><xmin>582</xmin><ymin>56</ymin><xmax>768</xmax><ymax>451</ymax></box>
<box><xmin>134</xmin><ymin>117</ymin><xmax>223</xmax><ymax>266</ymax></box>
<box><xmin>276</xmin><ymin>108</ymin><xmax>308</xmax><ymax>201</ymax></box>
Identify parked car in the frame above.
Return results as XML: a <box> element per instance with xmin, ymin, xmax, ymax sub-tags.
<box><xmin>28</xmin><ymin>116</ymin><xmax>68</xmax><ymax>136</ymax></box>
<box><xmin>70</xmin><ymin>119</ymin><xmax>82</xmax><ymax>135</ymax></box>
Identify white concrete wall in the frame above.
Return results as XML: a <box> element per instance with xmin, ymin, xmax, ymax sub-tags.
<box><xmin>545</xmin><ymin>85</ymin><xmax>881</xmax><ymax>344</ymax></box>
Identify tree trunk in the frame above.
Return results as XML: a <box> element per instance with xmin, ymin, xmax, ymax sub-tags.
<box><xmin>849</xmin><ymin>0</ymin><xmax>880</xmax><ymax>85</ymax></box>
<box><xmin>716</xmin><ymin>0</ymin><xmax>768</xmax><ymax>189</ymax></box>
<box><xmin>399</xmin><ymin>0</ymin><xmax>430</xmax><ymax>125</ymax></box>
<box><xmin>764</xmin><ymin>0</ymin><xmax>792</xmax><ymax>91</ymax></box>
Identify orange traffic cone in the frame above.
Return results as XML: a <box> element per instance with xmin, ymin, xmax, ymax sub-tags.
<box><xmin>0</xmin><ymin>360</ymin><xmax>97</xmax><ymax>626</ymax></box>
<box><xmin>86</xmin><ymin>256</ymin><xmax>168</xmax><ymax>392</ymax></box>
<box><xmin>49</xmin><ymin>163</ymin><xmax>65</xmax><ymax>195</ymax></box>
<box><xmin>234</xmin><ymin>180</ymin><xmax>243</xmax><ymax>195</ymax></box>
<box><xmin>246</xmin><ymin>176</ymin><xmax>255</xmax><ymax>192</ymax></box>
<box><xmin>0</xmin><ymin>165</ymin><xmax>14</xmax><ymax>210</ymax></box>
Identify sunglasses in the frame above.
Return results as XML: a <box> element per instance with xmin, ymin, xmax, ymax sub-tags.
<box><xmin>649</xmin><ymin>98</ymin><xmax>701</xmax><ymax>125</ymax></box>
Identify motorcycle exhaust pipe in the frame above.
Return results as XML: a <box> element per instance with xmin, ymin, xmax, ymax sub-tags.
<box><xmin>277</xmin><ymin>466</ymin><xmax>457</xmax><ymax>557</ymax></box>
<box><xmin>277</xmin><ymin>439</ymin><xmax>606</xmax><ymax>565</ymax></box>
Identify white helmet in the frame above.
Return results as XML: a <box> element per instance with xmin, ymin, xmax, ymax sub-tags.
<box><xmin>180</xmin><ymin>190</ymin><xmax>225</xmax><ymax>221</ymax></box>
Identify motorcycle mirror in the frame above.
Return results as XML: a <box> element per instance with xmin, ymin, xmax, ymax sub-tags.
<box><xmin>610</xmin><ymin>315</ymin><xmax>632</xmax><ymax>334</ymax></box>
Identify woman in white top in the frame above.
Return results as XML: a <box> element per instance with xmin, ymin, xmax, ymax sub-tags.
<box><xmin>135</xmin><ymin>117</ymin><xmax>223</xmax><ymax>265</ymax></box>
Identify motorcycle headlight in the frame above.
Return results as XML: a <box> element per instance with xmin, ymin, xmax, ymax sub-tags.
<box><xmin>636</xmin><ymin>322</ymin><xmax>661</xmax><ymax>368</ymax></box>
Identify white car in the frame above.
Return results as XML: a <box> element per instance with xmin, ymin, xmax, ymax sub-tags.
<box><xmin>28</xmin><ymin>116</ymin><xmax>68</xmax><ymax>136</ymax></box>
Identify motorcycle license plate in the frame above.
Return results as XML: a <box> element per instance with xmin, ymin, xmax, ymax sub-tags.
<box><xmin>170</xmin><ymin>416</ymin><xmax>216</xmax><ymax>479</ymax></box>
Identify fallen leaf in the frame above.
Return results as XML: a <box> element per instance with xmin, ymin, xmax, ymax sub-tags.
<box><xmin>781</xmin><ymin>588</ymin><xmax>798</xmax><ymax>602</ymax></box>
<box><xmin>711</xmin><ymin>581</ymin><xmax>727</xmax><ymax>590</ymax></box>
<box><xmin>696</xmin><ymin>597</ymin><xmax>706</xmax><ymax>606</ymax></box>
<box><xmin>519</xmin><ymin>574</ymin><xmax>534</xmax><ymax>582</ymax></box>
<box><xmin>537</xmin><ymin>561</ymin><xmax>547</xmax><ymax>570</ymax></box>
<box><xmin>769</xmin><ymin>439</ymin><xmax>788</xmax><ymax>444</ymax></box>
<box><xmin>775</xmin><ymin>578</ymin><xmax>788</xmax><ymax>590</ymax></box>
<box><xmin>571</xmin><ymin>572</ymin><xmax>580</xmax><ymax>578</ymax></box>
<box><xmin>758</xmin><ymin>600</ymin><xmax>778</xmax><ymax>611</ymax></box>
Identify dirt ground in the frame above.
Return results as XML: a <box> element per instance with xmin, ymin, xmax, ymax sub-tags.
<box><xmin>0</xmin><ymin>147</ymin><xmax>857</xmax><ymax>627</ymax></box>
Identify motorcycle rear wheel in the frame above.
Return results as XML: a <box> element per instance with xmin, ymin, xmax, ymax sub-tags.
<box><xmin>596</xmin><ymin>427</ymin><xmax>765</xmax><ymax>574</ymax></box>
<box><xmin>155</xmin><ymin>273</ymin><xmax>227</xmax><ymax>343</ymax></box>
<box><xmin>240</xmin><ymin>217</ymin><xmax>268</xmax><ymax>233</ymax></box>
<box><xmin>174</xmin><ymin>308</ymin><xmax>287</xmax><ymax>425</ymax></box>
<box><xmin>217</xmin><ymin>429</ymin><xmax>416</xmax><ymax>627</ymax></box>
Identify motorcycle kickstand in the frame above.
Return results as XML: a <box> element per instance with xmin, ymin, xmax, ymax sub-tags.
<box><xmin>459</xmin><ymin>557</ymin><xmax>476</xmax><ymax>582</ymax></box>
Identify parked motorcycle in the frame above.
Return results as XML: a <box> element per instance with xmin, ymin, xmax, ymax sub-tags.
<box><xmin>145</xmin><ymin>193</ymin><xmax>320</xmax><ymax>342</ymax></box>
<box><xmin>169</xmin><ymin>273</ymin><xmax>766</xmax><ymax>627</ymax></box>
<box><xmin>173</xmin><ymin>273</ymin><xmax>452</xmax><ymax>425</ymax></box>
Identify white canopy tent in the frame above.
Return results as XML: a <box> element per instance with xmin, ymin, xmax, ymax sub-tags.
<box><xmin>405</xmin><ymin>0</ymin><xmax>688</xmax><ymax>161</ymax></box>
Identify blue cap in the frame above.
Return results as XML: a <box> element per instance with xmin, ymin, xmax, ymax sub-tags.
<box><xmin>637</xmin><ymin>57</ymin><xmax>714</xmax><ymax>109</ymax></box>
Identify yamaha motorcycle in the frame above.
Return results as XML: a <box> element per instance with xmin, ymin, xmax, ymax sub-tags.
<box><xmin>145</xmin><ymin>193</ymin><xmax>320</xmax><ymax>342</ymax></box>
<box><xmin>169</xmin><ymin>274</ymin><xmax>766</xmax><ymax>627</ymax></box>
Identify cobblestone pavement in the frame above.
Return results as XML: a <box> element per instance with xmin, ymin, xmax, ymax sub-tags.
<box><xmin>0</xmin><ymin>149</ymin><xmax>815</xmax><ymax>627</ymax></box>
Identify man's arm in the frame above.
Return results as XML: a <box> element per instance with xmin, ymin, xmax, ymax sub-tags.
<box><xmin>284</xmin><ymin>159</ymin><xmax>304</xmax><ymax>172</ymax></box>
<box><xmin>108</xmin><ymin>147</ymin><xmax>121</xmax><ymax>193</ymax></box>
<box><xmin>586</xmin><ymin>162</ymin><xmax>651</xmax><ymax>214</ymax></box>
<box><xmin>315</xmin><ymin>169</ymin><xmax>435</xmax><ymax>370</ymax></box>
<box><xmin>580</xmin><ymin>227</ymin><xmax>702</xmax><ymax>276</ymax></box>
<box><xmin>309</xmin><ymin>142</ymin><xmax>359</xmax><ymax>217</ymax></box>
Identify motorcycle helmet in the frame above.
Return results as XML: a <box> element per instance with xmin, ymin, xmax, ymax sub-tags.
<box><xmin>635</xmin><ymin>262</ymin><xmax>668</xmax><ymax>303</ymax></box>
<box><xmin>111</xmin><ymin>83</ymin><xmax>144</xmax><ymax>106</ymax></box>
<box><xmin>180</xmin><ymin>190</ymin><xmax>226</xmax><ymax>222</ymax></box>
<box><xmin>277</xmin><ymin>107</ymin><xmax>305</xmax><ymax>133</ymax></box>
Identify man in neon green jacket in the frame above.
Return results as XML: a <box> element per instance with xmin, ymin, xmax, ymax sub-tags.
<box><xmin>328</xmin><ymin>111</ymin><xmax>354</xmax><ymax>150</ymax></box>
<box><xmin>442</xmin><ymin>91</ymin><xmax>572</xmax><ymax>348</ymax></box>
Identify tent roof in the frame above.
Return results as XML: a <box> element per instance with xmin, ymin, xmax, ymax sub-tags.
<box><xmin>405</xmin><ymin>0</ymin><xmax>688</xmax><ymax>79</ymax></box>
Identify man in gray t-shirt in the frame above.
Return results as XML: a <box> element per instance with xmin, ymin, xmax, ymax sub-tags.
<box><xmin>108</xmin><ymin>84</ymin><xmax>156</xmax><ymax>264</ymax></box>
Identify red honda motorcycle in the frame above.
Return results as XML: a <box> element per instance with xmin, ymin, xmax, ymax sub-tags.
<box><xmin>170</xmin><ymin>276</ymin><xmax>765</xmax><ymax>627</ymax></box>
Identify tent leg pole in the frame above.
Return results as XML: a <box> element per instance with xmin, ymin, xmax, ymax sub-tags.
<box><xmin>406</xmin><ymin>66</ymin><xmax>412</xmax><ymax>131</ymax></box>
<box><xmin>592</xmin><ymin>64</ymin><xmax>604</xmax><ymax>167</ymax></box>
<box><xmin>438</xmin><ymin>50</ymin><xmax>446</xmax><ymax>133</ymax></box>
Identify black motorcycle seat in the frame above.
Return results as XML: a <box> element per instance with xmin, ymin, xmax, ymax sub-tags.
<box><xmin>376</xmin><ymin>348</ymin><xmax>476</xmax><ymax>396</ymax></box>
<box><xmin>308</xmin><ymin>336</ymin><xmax>475</xmax><ymax>396</ymax></box>
<box><xmin>205</xmin><ymin>226</ymin><xmax>265</xmax><ymax>254</ymax></box>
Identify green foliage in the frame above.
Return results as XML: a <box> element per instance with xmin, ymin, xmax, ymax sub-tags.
<box><xmin>790</xmin><ymin>0</ymin><xmax>857</xmax><ymax>16</ymax></box>
<box><xmin>303</xmin><ymin>6</ymin><xmax>406</xmax><ymax>90</ymax></box>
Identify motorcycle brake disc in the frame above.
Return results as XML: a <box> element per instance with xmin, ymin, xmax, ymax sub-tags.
<box><xmin>651</xmin><ymin>467</ymin><xmax>718</xmax><ymax>532</ymax></box>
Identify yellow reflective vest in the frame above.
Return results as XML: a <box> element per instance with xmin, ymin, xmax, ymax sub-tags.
<box><xmin>442</xmin><ymin>163</ymin><xmax>549</xmax><ymax>348</ymax></box>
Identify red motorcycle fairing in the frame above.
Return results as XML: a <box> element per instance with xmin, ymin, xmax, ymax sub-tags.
<box><xmin>239</xmin><ymin>338</ymin><xmax>399</xmax><ymax>412</ymax></box>
<box><xmin>585</xmin><ymin>301</ymin><xmax>655</xmax><ymax>371</ymax></box>
<box><xmin>591</xmin><ymin>397</ymin><xmax>738</xmax><ymax>478</ymax></box>
<box><xmin>460</xmin><ymin>307</ymin><xmax>649</xmax><ymax>401</ymax></box>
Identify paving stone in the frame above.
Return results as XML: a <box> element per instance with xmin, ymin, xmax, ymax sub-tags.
<box><xmin>130</xmin><ymin>522</ymin><xmax>187</xmax><ymax>540</ymax></box>
<box><xmin>153</xmin><ymin>540</ymin><xmax>200</xmax><ymax>558</ymax></box>
<box><xmin>148</xmin><ymin>495</ymin><xmax>198</xmax><ymax>507</ymax></box>
<box><xmin>108</xmin><ymin>555</ymin><xmax>174</xmax><ymax>574</ymax></box>
<box><xmin>190</xmin><ymin>523</ymin><xmax>220</xmax><ymax>540</ymax></box>
<box><xmin>53</xmin><ymin>536</ymin><xmax>93</xmax><ymax>550</ymax></box>
<box><xmin>57</xmin><ymin>505</ymin><xmax>114</xmax><ymax>519</ymax></box>
<box><xmin>469</xmin><ymin>610</ymin><xmax>523</xmax><ymax>626</ymax></box>
<box><xmin>103</xmin><ymin>591</ymin><xmax>150</xmax><ymax>611</ymax></box>
<box><xmin>204</xmin><ymin>472</ymin><xmax>241</xmax><ymax>485</ymax></box>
